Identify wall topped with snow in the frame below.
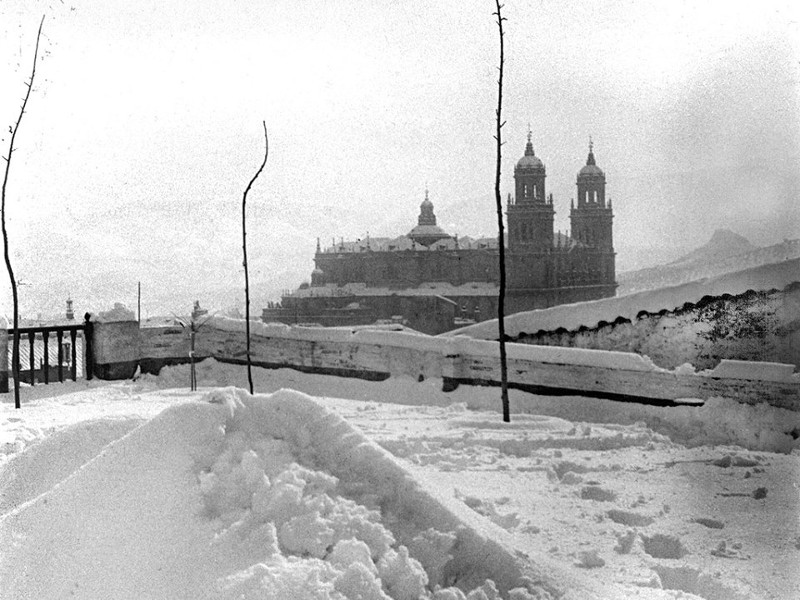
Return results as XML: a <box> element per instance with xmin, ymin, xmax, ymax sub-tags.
<box><xmin>85</xmin><ymin>316</ymin><xmax>800</xmax><ymax>411</ymax></box>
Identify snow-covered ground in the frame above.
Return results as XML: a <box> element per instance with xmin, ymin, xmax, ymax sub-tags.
<box><xmin>1</xmin><ymin>360</ymin><xmax>799</xmax><ymax>599</ymax></box>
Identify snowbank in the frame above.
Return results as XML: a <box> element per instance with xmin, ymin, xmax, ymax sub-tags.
<box><xmin>3</xmin><ymin>362</ymin><xmax>799</xmax><ymax>598</ymax></box>
<box><xmin>0</xmin><ymin>387</ymin><xmax>604</xmax><ymax>599</ymax></box>
<box><xmin>147</xmin><ymin>359</ymin><xmax>800</xmax><ymax>454</ymax></box>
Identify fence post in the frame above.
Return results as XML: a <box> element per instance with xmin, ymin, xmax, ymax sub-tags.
<box><xmin>27</xmin><ymin>331</ymin><xmax>35</xmax><ymax>386</ymax></box>
<box><xmin>0</xmin><ymin>323</ymin><xmax>7</xmax><ymax>393</ymax></box>
<box><xmin>57</xmin><ymin>329</ymin><xmax>64</xmax><ymax>383</ymax></box>
<box><xmin>84</xmin><ymin>313</ymin><xmax>94</xmax><ymax>381</ymax></box>
<box><xmin>42</xmin><ymin>329</ymin><xmax>50</xmax><ymax>385</ymax></box>
<box><xmin>70</xmin><ymin>328</ymin><xmax>78</xmax><ymax>382</ymax></box>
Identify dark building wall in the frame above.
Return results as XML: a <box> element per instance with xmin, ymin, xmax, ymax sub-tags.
<box><xmin>263</xmin><ymin>293</ymin><xmax>461</xmax><ymax>335</ymax></box>
<box><xmin>507</xmin><ymin>203</ymin><xmax>555</xmax><ymax>254</ymax></box>
<box><xmin>315</xmin><ymin>248</ymin><xmax>499</xmax><ymax>289</ymax></box>
<box><xmin>570</xmin><ymin>207</ymin><xmax>613</xmax><ymax>251</ymax></box>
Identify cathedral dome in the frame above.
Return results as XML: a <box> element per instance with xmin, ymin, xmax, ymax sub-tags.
<box><xmin>408</xmin><ymin>189</ymin><xmax>450</xmax><ymax>247</ymax></box>
<box><xmin>578</xmin><ymin>140</ymin><xmax>605</xmax><ymax>178</ymax></box>
<box><xmin>515</xmin><ymin>132</ymin><xmax>545</xmax><ymax>172</ymax></box>
<box><xmin>578</xmin><ymin>163</ymin><xmax>604</xmax><ymax>177</ymax></box>
<box><xmin>516</xmin><ymin>153</ymin><xmax>545</xmax><ymax>171</ymax></box>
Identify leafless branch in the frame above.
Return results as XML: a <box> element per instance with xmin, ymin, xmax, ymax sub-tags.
<box><xmin>242</xmin><ymin>121</ymin><xmax>268</xmax><ymax>395</ymax></box>
<box><xmin>2</xmin><ymin>15</ymin><xmax>45</xmax><ymax>409</ymax></box>
<box><xmin>493</xmin><ymin>0</ymin><xmax>510</xmax><ymax>422</ymax></box>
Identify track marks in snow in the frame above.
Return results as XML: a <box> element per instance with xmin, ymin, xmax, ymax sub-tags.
<box><xmin>0</xmin><ymin>417</ymin><xmax>143</xmax><ymax>516</ymax></box>
<box><xmin>329</xmin><ymin>399</ymin><xmax>798</xmax><ymax>599</ymax></box>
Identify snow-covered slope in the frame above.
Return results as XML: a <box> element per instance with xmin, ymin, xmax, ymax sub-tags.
<box><xmin>451</xmin><ymin>256</ymin><xmax>800</xmax><ymax>341</ymax></box>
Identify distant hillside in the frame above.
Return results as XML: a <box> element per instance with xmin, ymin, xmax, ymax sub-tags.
<box><xmin>617</xmin><ymin>230</ymin><xmax>799</xmax><ymax>295</ymax></box>
<box><xmin>667</xmin><ymin>229</ymin><xmax>757</xmax><ymax>267</ymax></box>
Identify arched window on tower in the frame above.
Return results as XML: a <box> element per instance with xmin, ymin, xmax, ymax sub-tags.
<box><xmin>523</xmin><ymin>183</ymin><xmax>528</xmax><ymax>198</ymax></box>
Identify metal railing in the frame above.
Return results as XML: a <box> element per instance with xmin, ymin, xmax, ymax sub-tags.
<box><xmin>2</xmin><ymin>319</ymin><xmax>93</xmax><ymax>392</ymax></box>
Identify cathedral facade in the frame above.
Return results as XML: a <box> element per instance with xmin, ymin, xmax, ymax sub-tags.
<box><xmin>262</xmin><ymin>135</ymin><xmax>616</xmax><ymax>334</ymax></box>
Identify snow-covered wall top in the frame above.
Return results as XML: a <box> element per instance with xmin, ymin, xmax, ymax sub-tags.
<box><xmin>205</xmin><ymin>315</ymin><xmax>662</xmax><ymax>373</ymax></box>
<box><xmin>82</xmin><ymin>316</ymin><xmax>800</xmax><ymax>412</ymax></box>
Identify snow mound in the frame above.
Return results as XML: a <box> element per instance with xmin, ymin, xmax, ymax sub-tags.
<box><xmin>0</xmin><ymin>387</ymin><xmax>577</xmax><ymax>600</ymax></box>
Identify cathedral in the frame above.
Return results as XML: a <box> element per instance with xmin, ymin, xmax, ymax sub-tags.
<box><xmin>262</xmin><ymin>134</ymin><xmax>616</xmax><ymax>334</ymax></box>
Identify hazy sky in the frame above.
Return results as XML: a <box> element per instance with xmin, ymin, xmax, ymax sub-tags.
<box><xmin>1</xmin><ymin>0</ymin><xmax>798</xmax><ymax>317</ymax></box>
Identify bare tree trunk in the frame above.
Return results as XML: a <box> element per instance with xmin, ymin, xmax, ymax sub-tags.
<box><xmin>493</xmin><ymin>1</ymin><xmax>510</xmax><ymax>422</ymax></box>
<box><xmin>242</xmin><ymin>121</ymin><xmax>268</xmax><ymax>395</ymax></box>
<box><xmin>1</xmin><ymin>16</ymin><xmax>45</xmax><ymax>410</ymax></box>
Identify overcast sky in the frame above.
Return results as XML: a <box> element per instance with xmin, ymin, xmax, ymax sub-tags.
<box><xmin>1</xmin><ymin>0</ymin><xmax>798</xmax><ymax>317</ymax></box>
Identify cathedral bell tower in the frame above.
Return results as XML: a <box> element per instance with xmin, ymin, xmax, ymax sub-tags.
<box><xmin>507</xmin><ymin>129</ymin><xmax>554</xmax><ymax>253</ymax></box>
<box><xmin>505</xmin><ymin>130</ymin><xmax>556</xmax><ymax>299</ymax></box>
<box><xmin>569</xmin><ymin>139</ymin><xmax>615</xmax><ymax>285</ymax></box>
<box><xmin>570</xmin><ymin>139</ymin><xmax>613</xmax><ymax>250</ymax></box>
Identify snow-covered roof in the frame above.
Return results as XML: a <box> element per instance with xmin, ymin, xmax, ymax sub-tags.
<box><xmin>288</xmin><ymin>281</ymin><xmax>499</xmax><ymax>299</ymax></box>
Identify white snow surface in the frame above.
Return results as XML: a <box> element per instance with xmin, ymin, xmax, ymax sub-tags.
<box><xmin>1</xmin><ymin>360</ymin><xmax>799</xmax><ymax>600</ymax></box>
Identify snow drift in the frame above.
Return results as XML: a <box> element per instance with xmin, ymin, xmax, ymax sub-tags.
<box><xmin>0</xmin><ymin>387</ymin><xmax>607</xmax><ymax>600</ymax></box>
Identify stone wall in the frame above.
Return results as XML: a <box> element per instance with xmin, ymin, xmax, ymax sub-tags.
<box><xmin>83</xmin><ymin>317</ymin><xmax>800</xmax><ymax>411</ymax></box>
